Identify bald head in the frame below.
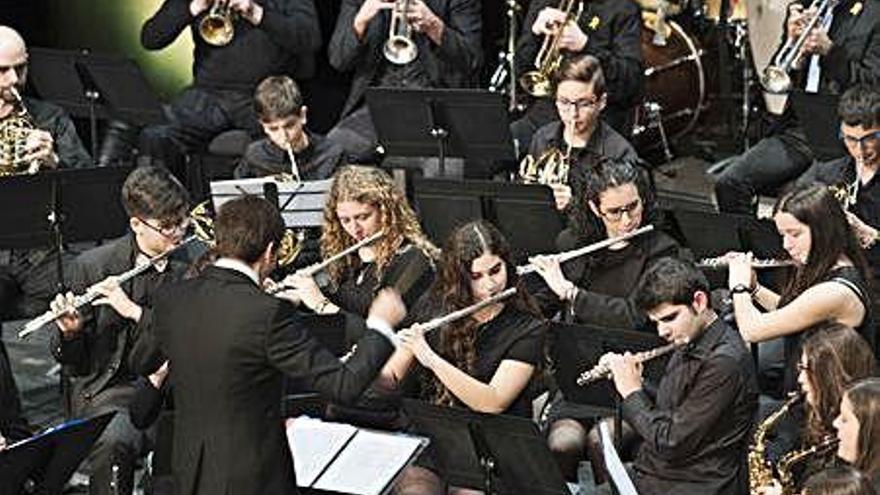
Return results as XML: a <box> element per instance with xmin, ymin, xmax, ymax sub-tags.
<box><xmin>0</xmin><ymin>26</ymin><xmax>26</xmax><ymax>62</ymax></box>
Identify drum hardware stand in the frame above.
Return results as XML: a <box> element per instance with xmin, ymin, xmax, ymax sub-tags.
<box><xmin>734</xmin><ymin>21</ymin><xmax>753</xmax><ymax>151</ymax></box>
<box><xmin>487</xmin><ymin>0</ymin><xmax>521</xmax><ymax>112</ymax></box>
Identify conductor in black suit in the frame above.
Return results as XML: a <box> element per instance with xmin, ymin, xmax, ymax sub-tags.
<box><xmin>151</xmin><ymin>195</ymin><xmax>403</xmax><ymax>495</ymax></box>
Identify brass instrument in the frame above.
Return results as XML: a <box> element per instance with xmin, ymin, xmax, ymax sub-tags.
<box><xmin>385</xmin><ymin>0</ymin><xmax>418</xmax><ymax>65</ymax></box>
<box><xmin>749</xmin><ymin>392</ymin><xmax>802</xmax><ymax>494</ymax></box>
<box><xmin>777</xmin><ymin>435</ymin><xmax>840</xmax><ymax>493</ymax></box>
<box><xmin>697</xmin><ymin>257</ymin><xmax>795</xmax><ymax>269</ymax></box>
<box><xmin>267</xmin><ymin>231</ymin><xmax>385</xmax><ymax>294</ymax></box>
<box><xmin>519</xmin><ymin>0</ymin><xmax>584</xmax><ymax>97</ymax></box>
<box><xmin>19</xmin><ymin>202</ymin><xmax>302</xmax><ymax>338</ymax></box>
<box><xmin>761</xmin><ymin>0</ymin><xmax>837</xmax><ymax>94</ymax></box>
<box><xmin>575</xmin><ymin>342</ymin><xmax>676</xmax><ymax>386</ymax></box>
<box><xmin>199</xmin><ymin>1</ymin><xmax>235</xmax><ymax>47</ymax></box>
<box><xmin>518</xmin><ymin>118</ymin><xmax>573</xmax><ymax>185</ymax></box>
<box><xmin>830</xmin><ymin>179</ymin><xmax>858</xmax><ymax>210</ymax></box>
<box><xmin>517</xmin><ymin>225</ymin><xmax>654</xmax><ymax>275</ymax></box>
<box><xmin>0</xmin><ymin>87</ymin><xmax>42</xmax><ymax>176</ymax></box>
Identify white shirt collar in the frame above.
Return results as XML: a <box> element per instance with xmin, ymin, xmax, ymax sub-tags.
<box><xmin>214</xmin><ymin>257</ymin><xmax>260</xmax><ymax>286</ymax></box>
<box><xmin>135</xmin><ymin>253</ymin><xmax>168</xmax><ymax>273</ymax></box>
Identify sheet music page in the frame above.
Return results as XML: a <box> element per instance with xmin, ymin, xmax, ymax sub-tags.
<box><xmin>312</xmin><ymin>429</ymin><xmax>426</xmax><ymax>495</ymax></box>
<box><xmin>599</xmin><ymin>422</ymin><xmax>639</xmax><ymax>495</ymax></box>
<box><xmin>285</xmin><ymin>416</ymin><xmax>358</xmax><ymax>488</ymax></box>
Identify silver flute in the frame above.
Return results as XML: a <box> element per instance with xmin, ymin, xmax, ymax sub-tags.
<box><xmin>404</xmin><ymin>287</ymin><xmax>517</xmax><ymax>335</ymax></box>
<box><xmin>576</xmin><ymin>342</ymin><xmax>677</xmax><ymax>386</ymax></box>
<box><xmin>697</xmin><ymin>257</ymin><xmax>795</xmax><ymax>269</ymax></box>
<box><xmin>19</xmin><ymin>236</ymin><xmax>200</xmax><ymax>339</ymax></box>
<box><xmin>517</xmin><ymin>225</ymin><xmax>654</xmax><ymax>275</ymax></box>
<box><xmin>267</xmin><ymin>231</ymin><xmax>385</xmax><ymax>294</ymax></box>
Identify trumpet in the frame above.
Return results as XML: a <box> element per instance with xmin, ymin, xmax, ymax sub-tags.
<box><xmin>761</xmin><ymin>0</ymin><xmax>837</xmax><ymax>94</ymax></box>
<box><xmin>384</xmin><ymin>0</ymin><xmax>418</xmax><ymax>65</ymax></box>
<box><xmin>576</xmin><ymin>342</ymin><xmax>676</xmax><ymax>386</ymax></box>
<box><xmin>199</xmin><ymin>1</ymin><xmax>235</xmax><ymax>47</ymax></box>
<box><xmin>697</xmin><ymin>256</ymin><xmax>795</xmax><ymax>269</ymax></box>
<box><xmin>267</xmin><ymin>231</ymin><xmax>385</xmax><ymax>294</ymax></box>
<box><xmin>517</xmin><ymin>225</ymin><xmax>654</xmax><ymax>275</ymax></box>
<box><xmin>520</xmin><ymin>0</ymin><xmax>584</xmax><ymax>97</ymax></box>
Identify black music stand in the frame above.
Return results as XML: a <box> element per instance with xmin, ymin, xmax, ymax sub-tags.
<box><xmin>0</xmin><ymin>411</ymin><xmax>116</xmax><ymax>494</ymax></box>
<box><xmin>411</xmin><ymin>177</ymin><xmax>563</xmax><ymax>261</ymax></box>
<box><xmin>0</xmin><ymin>173</ymin><xmax>57</xmax><ymax>251</ymax></box>
<box><xmin>57</xmin><ymin>167</ymin><xmax>132</xmax><ymax>243</ymax></box>
<box><xmin>365</xmin><ymin>88</ymin><xmax>516</xmax><ymax>176</ymax></box>
<box><xmin>402</xmin><ymin>400</ymin><xmax>570</xmax><ymax>495</ymax></box>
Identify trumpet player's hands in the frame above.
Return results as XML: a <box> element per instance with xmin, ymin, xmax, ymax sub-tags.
<box><xmin>558</xmin><ymin>21</ymin><xmax>588</xmax><ymax>52</ymax></box>
<box><xmin>228</xmin><ymin>0</ymin><xmax>263</xmax><ymax>25</ymax></box>
<box><xmin>91</xmin><ymin>276</ymin><xmax>143</xmax><ymax>322</ymax></box>
<box><xmin>407</xmin><ymin>0</ymin><xmax>444</xmax><ymax>43</ymax></box>
<box><xmin>602</xmin><ymin>352</ymin><xmax>643</xmax><ymax>398</ymax></box>
<box><xmin>726</xmin><ymin>251</ymin><xmax>756</xmax><ymax>291</ymax></box>
<box><xmin>398</xmin><ymin>324</ymin><xmax>439</xmax><ymax>369</ymax></box>
<box><xmin>353</xmin><ymin>0</ymin><xmax>394</xmax><ymax>39</ymax></box>
<box><xmin>785</xmin><ymin>3</ymin><xmax>807</xmax><ymax>40</ymax></box>
<box><xmin>532</xmin><ymin>7</ymin><xmax>567</xmax><ymax>35</ymax></box>
<box><xmin>847</xmin><ymin>211</ymin><xmax>879</xmax><ymax>248</ymax></box>
<box><xmin>530</xmin><ymin>254</ymin><xmax>576</xmax><ymax>301</ymax></box>
<box><xmin>22</xmin><ymin>129</ymin><xmax>58</xmax><ymax>171</ymax></box>
<box><xmin>51</xmin><ymin>292</ymin><xmax>83</xmax><ymax>336</ymax></box>
<box><xmin>801</xmin><ymin>28</ymin><xmax>833</xmax><ymax>56</ymax></box>
<box><xmin>189</xmin><ymin>0</ymin><xmax>213</xmax><ymax>17</ymax></box>
<box><xmin>550</xmin><ymin>183</ymin><xmax>572</xmax><ymax>211</ymax></box>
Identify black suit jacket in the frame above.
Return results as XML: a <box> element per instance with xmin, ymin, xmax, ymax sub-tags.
<box><xmin>154</xmin><ymin>266</ymin><xmax>394</xmax><ymax>495</ymax></box>
<box><xmin>328</xmin><ymin>0</ymin><xmax>482</xmax><ymax>116</ymax></box>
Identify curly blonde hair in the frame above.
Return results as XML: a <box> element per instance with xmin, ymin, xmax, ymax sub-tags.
<box><xmin>321</xmin><ymin>165</ymin><xmax>439</xmax><ymax>286</ymax></box>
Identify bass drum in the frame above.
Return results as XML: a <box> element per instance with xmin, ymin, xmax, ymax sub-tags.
<box><xmin>633</xmin><ymin>14</ymin><xmax>706</xmax><ymax>155</ymax></box>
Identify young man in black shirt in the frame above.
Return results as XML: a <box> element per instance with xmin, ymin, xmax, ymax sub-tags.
<box><xmin>599</xmin><ymin>257</ymin><xmax>758</xmax><ymax>495</ymax></box>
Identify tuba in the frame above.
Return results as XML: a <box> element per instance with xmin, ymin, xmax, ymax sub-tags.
<box><xmin>199</xmin><ymin>1</ymin><xmax>235</xmax><ymax>47</ymax></box>
<box><xmin>384</xmin><ymin>0</ymin><xmax>418</xmax><ymax>65</ymax></box>
<box><xmin>0</xmin><ymin>87</ymin><xmax>41</xmax><ymax>176</ymax></box>
<box><xmin>519</xmin><ymin>0</ymin><xmax>584</xmax><ymax>97</ymax></box>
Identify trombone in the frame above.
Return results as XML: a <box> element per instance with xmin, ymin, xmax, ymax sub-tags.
<box><xmin>199</xmin><ymin>1</ymin><xmax>236</xmax><ymax>47</ymax></box>
<box><xmin>520</xmin><ymin>0</ymin><xmax>584</xmax><ymax>97</ymax></box>
<box><xmin>761</xmin><ymin>0</ymin><xmax>837</xmax><ymax>94</ymax></box>
<box><xmin>385</xmin><ymin>0</ymin><xmax>418</xmax><ymax>65</ymax></box>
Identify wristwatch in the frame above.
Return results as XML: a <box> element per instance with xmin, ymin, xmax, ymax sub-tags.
<box><xmin>730</xmin><ymin>283</ymin><xmax>752</xmax><ymax>295</ymax></box>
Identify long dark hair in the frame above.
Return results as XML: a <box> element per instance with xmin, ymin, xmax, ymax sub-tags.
<box><xmin>844</xmin><ymin>378</ymin><xmax>880</xmax><ymax>477</ymax></box>
<box><xmin>775</xmin><ymin>184</ymin><xmax>871</xmax><ymax>306</ymax></box>
<box><xmin>570</xmin><ymin>158</ymin><xmax>655</xmax><ymax>243</ymax></box>
<box><xmin>427</xmin><ymin>220</ymin><xmax>539</xmax><ymax>406</ymax></box>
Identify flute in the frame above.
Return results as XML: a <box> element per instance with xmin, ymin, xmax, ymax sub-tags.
<box><xmin>286</xmin><ymin>143</ymin><xmax>301</xmax><ymax>184</ymax></box>
<box><xmin>267</xmin><ymin>231</ymin><xmax>385</xmax><ymax>294</ymax></box>
<box><xmin>19</xmin><ymin>235</ymin><xmax>200</xmax><ymax>339</ymax></box>
<box><xmin>576</xmin><ymin>342</ymin><xmax>676</xmax><ymax>386</ymax></box>
<box><xmin>697</xmin><ymin>257</ymin><xmax>795</xmax><ymax>269</ymax></box>
<box><xmin>517</xmin><ymin>225</ymin><xmax>654</xmax><ymax>275</ymax></box>
<box><xmin>402</xmin><ymin>287</ymin><xmax>517</xmax><ymax>335</ymax></box>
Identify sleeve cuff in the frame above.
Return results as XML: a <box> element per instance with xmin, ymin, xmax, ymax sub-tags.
<box><xmin>366</xmin><ymin>316</ymin><xmax>398</xmax><ymax>347</ymax></box>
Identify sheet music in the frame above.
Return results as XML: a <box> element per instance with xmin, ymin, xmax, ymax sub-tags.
<box><xmin>599</xmin><ymin>422</ymin><xmax>639</xmax><ymax>495</ymax></box>
<box><xmin>312</xmin><ymin>429</ymin><xmax>425</xmax><ymax>495</ymax></box>
<box><xmin>286</xmin><ymin>416</ymin><xmax>357</xmax><ymax>487</ymax></box>
<box><xmin>210</xmin><ymin>177</ymin><xmax>332</xmax><ymax>228</ymax></box>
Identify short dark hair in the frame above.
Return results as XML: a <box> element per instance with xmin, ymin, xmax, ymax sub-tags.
<box><xmin>254</xmin><ymin>76</ymin><xmax>303</xmax><ymax>122</ymax></box>
<box><xmin>214</xmin><ymin>196</ymin><xmax>284</xmax><ymax>264</ymax></box>
<box><xmin>554</xmin><ymin>54</ymin><xmax>606</xmax><ymax>99</ymax></box>
<box><xmin>803</xmin><ymin>466</ymin><xmax>877</xmax><ymax>495</ymax></box>
<box><xmin>121</xmin><ymin>166</ymin><xmax>189</xmax><ymax>223</ymax></box>
<box><xmin>635</xmin><ymin>257</ymin><xmax>710</xmax><ymax>312</ymax></box>
<box><xmin>839</xmin><ymin>84</ymin><xmax>880</xmax><ymax>129</ymax></box>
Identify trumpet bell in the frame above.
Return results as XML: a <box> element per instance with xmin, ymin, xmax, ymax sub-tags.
<box><xmin>519</xmin><ymin>70</ymin><xmax>554</xmax><ymax>98</ymax></box>
<box><xmin>277</xmin><ymin>230</ymin><xmax>305</xmax><ymax>267</ymax></box>
<box><xmin>199</xmin><ymin>13</ymin><xmax>234</xmax><ymax>46</ymax></box>
<box><xmin>761</xmin><ymin>66</ymin><xmax>791</xmax><ymax>94</ymax></box>
<box><xmin>384</xmin><ymin>35</ymin><xmax>418</xmax><ymax>65</ymax></box>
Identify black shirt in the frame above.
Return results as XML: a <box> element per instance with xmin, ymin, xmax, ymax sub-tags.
<box><xmin>425</xmin><ymin>304</ymin><xmax>545</xmax><ymax>418</ymax></box>
<box><xmin>141</xmin><ymin>0</ymin><xmax>321</xmax><ymax>90</ymax></box>
<box><xmin>622</xmin><ymin>317</ymin><xmax>759</xmax><ymax>495</ymax></box>
<box><xmin>19</xmin><ymin>97</ymin><xmax>92</xmax><ymax>169</ymax></box>
<box><xmin>234</xmin><ymin>131</ymin><xmax>345</xmax><ymax>180</ymax></box>
<box><xmin>0</xmin><ymin>340</ymin><xmax>31</xmax><ymax>443</ymax></box>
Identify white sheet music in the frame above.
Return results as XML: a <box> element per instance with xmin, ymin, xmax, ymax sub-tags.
<box><xmin>286</xmin><ymin>416</ymin><xmax>427</xmax><ymax>495</ymax></box>
<box><xmin>600</xmin><ymin>422</ymin><xmax>639</xmax><ymax>495</ymax></box>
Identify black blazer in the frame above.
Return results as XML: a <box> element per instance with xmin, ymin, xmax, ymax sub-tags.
<box><xmin>154</xmin><ymin>266</ymin><xmax>394</xmax><ymax>495</ymax></box>
<box><xmin>328</xmin><ymin>0</ymin><xmax>483</xmax><ymax>116</ymax></box>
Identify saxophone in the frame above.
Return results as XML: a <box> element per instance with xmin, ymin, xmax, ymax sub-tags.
<box><xmin>0</xmin><ymin>87</ymin><xmax>41</xmax><ymax>176</ymax></box>
<box><xmin>748</xmin><ymin>392</ymin><xmax>801</xmax><ymax>494</ymax></box>
<box><xmin>777</xmin><ymin>435</ymin><xmax>840</xmax><ymax>493</ymax></box>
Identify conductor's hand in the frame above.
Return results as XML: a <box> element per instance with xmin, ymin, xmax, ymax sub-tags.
<box><xmin>368</xmin><ymin>287</ymin><xmax>407</xmax><ymax>329</ymax></box>
<box><xmin>51</xmin><ymin>292</ymin><xmax>83</xmax><ymax>336</ymax></box>
<box><xmin>602</xmin><ymin>352</ymin><xmax>643</xmax><ymax>398</ymax></box>
<box><xmin>91</xmin><ymin>276</ymin><xmax>142</xmax><ymax>322</ymax></box>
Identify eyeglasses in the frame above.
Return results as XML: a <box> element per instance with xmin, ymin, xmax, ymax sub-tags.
<box><xmin>138</xmin><ymin>217</ymin><xmax>189</xmax><ymax>239</ymax></box>
<box><xmin>839</xmin><ymin>129</ymin><xmax>880</xmax><ymax>148</ymax></box>
<box><xmin>555</xmin><ymin>97</ymin><xmax>600</xmax><ymax>112</ymax></box>
<box><xmin>598</xmin><ymin>198</ymin><xmax>642</xmax><ymax>222</ymax></box>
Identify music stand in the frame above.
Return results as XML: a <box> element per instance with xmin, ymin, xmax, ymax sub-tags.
<box><xmin>57</xmin><ymin>167</ymin><xmax>132</xmax><ymax>243</ymax></box>
<box><xmin>790</xmin><ymin>91</ymin><xmax>846</xmax><ymax>162</ymax></box>
<box><xmin>0</xmin><ymin>173</ymin><xmax>57</xmax><ymax>250</ymax></box>
<box><xmin>365</xmin><ymin>88</ymin><xmax>516</xmax><ymax>176</ymax></box>
<box><xmin>402</xmin><ymin>400</ymin><xmax>570</xmax><ymax>495</ymax></box>
<box><xmin>411</xmin><ymin>177</ymin><xmax>563</xmax><ymax>260</ymax></box>
<box><xmin>210</xmin><ymin>177</ymin><xmax>332</xmax><ymax>229</ymax></box>
<box><xmin>0</xmin><ymin>411</ymin><xmax>116</xmax><ymax>494</ymax></box>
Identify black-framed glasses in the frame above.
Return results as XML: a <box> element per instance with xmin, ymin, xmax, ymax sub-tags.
<box><xmin>839</xmin><ymin>129</ymin><xmax>880</xmax><ymax>148</ymax></box>
<box><xmin>599</xmin><ymin>198</ymin><xmax>642</xmax><ymax>222</ymax></box>
<box><xmin>137</xmin><ymin>217</ymin><xmax>189</xmax><ymax>238</ymax></box>
<box><xmin>555</xmin><ymin>97</ymin><xmax>600</xmax><ymax>112</ymax></box>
